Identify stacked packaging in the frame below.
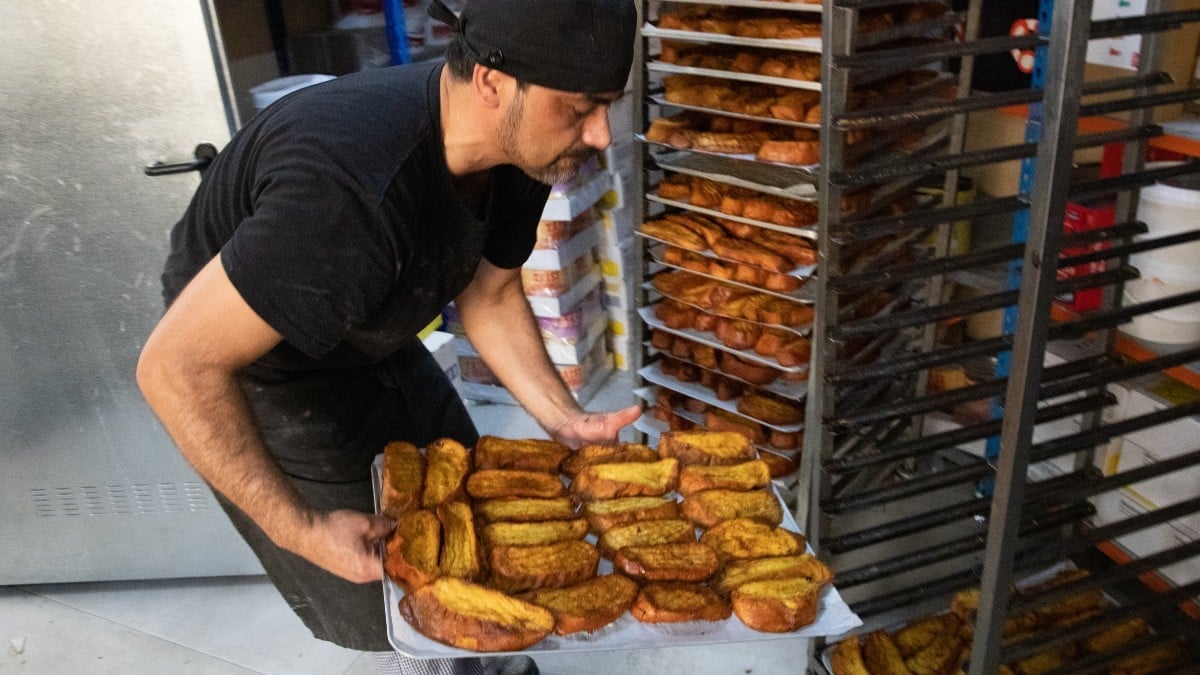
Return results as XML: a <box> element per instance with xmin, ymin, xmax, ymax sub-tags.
<box><xmin>446</xmin><ymin>161</ymin><xmax>615</xmax><ymax>406</ymax></box>
<box><xmin>595</xmin><ymin>93</ymin><xmax>641</xmax><ymax>372</ymax></box>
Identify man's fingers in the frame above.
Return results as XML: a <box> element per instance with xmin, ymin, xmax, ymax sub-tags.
<box><xmin>365</xmin><ymin>513</ymin><xmax>396</xmax><ymax>541</ymax></box>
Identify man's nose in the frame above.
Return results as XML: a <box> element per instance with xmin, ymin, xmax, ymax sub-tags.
<box><xmin>582</xmin><ymin>105</ymin><xmax>612</xmax><ymax>150</ymax></box>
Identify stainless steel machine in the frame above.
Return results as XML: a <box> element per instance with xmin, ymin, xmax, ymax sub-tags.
<box><xmin>0</xmin><ymin>0</ymin><xmax>262</xmax><ymax>583</ymax></box>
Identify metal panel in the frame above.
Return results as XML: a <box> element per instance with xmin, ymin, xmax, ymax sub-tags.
<box><xmin>0</xmin><ymin>1</ymin><xmax>261</xmax><ymax>583</ymax></box>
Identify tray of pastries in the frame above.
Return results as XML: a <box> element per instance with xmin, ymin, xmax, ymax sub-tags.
<box><xmin>642</xmin><ymin>110</ymin><xmax>822</xmax><ymax>169</ymax></box>
<box><xmin>649</xmin><ymin>242</ymin><xmax>816</xmax><ymax>302</ymax></box>
<box><xmin>642</xmin><ymin>303</ymin><xmax>811</xmax><ymax>375</ymax></box>
<box><xmin>657</xmin><ymin>0</ymin><xmax>821</xmax><ymax>12</ymax></box>
<box><xmin>373</xmin><ymin>433</ymin><xmax>862</xmax><ymax>657</ymax></box>
<box><xmin>651</xmin><ymin>172</ymin><xmax>818</xmax><ymax>236</ymax></box>
<box><xmin>645</xmin><ymin>333</ymin><xmax>808</xmax><ymax>400</ymax></box>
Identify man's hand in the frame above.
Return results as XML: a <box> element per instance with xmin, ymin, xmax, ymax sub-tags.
<box><xmin>285</xmin><ymin>510</ymin><xmax>395</xmax><ymax>584</ymax></box>
<box><xmin>550</xmin><ymin>404</ymin><xmax>642</xmax><ymax>449</ymax></box>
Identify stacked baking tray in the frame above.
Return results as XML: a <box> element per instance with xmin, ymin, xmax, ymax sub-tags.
<box><xmin>806</xmin><ymin>1</ymin><xmax>1200</xmax><ymax>673</ymax></box>
<box><xmin>633</xmin><ymin>0</ymin><xmax>957</xmax><ymax>495</ymax></box>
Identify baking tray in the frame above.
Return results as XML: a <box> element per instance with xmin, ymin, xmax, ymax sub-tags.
<box><xmin>644</xmin><ymin>279</ymin><xmax>814</xmax><ymax>329</ymax></box>
<box><xmin>636</xmin><ymin>232</ymin><xmax>818</xmax><ymax>280</ymax></box>
<box><xmin>645</xmin><ymin>193</ymin><xmax>818</xmax><ymax>240</ymax></box>
<box><xmin>645</xmin><ymin>345</ymin><xmax>808</xmax><ymax>400</ymax></box>
<box><xmin>640</xmin><ymin>305</ymin><xmax>810</xmax><ymax>376</ymax></box>
<box><xmin>634</xmin><ymin>386</ymin><xmax>803</xmax><ymax>460</ymax></box>
<box><xmin>640</xmin><ymin>134</ymin><xmax>820</xmax><ymax>173</ymax></box>
<box><xmin>639</xmin><ymin>365</ymin><xmax>804</xmax><ymax>433</ymax></box>
<box><xmin>644</xmin><ymin>23</ymin><xmax>822</xmax><ymax>53</ymax></box>
<box><xmin>649</xmin><ymin>93</ymin><xmax>820</xmax><ymax>131</ymax></box>
<box><xmin>656</xmin><ymin>0</ymin><xmax>821</xmax><ymax>13</ymax></box>
<box><xmin>652</xmin><ymin>149</ymin><xmax>820</xmax><ymax>199</ymax></box>
<box><xmin>372</xmin><ymin>457</ymin><xmax>863</xmax><ymax>659</ymax></box>
<box><xmin>647</xmin><ymin>61</ymin><xmax>822</xmax><ymax>91</ymax></box>
<box><xmin>647</xmin><ymin>243</ymin><xmax>818</xmax><ymax>303</ymax></box>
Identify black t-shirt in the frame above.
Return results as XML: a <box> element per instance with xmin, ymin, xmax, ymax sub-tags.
<box><xmin>160</xmin><ymin>61</ymin><xmax>549</xmax><ymax>479</ymax></box>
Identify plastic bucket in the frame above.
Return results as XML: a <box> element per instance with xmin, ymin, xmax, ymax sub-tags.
<box><xmin>1134</xmin><ymin>169</ymin><xmax>1200</xmax><ymax>269</ymax></box>
<box><xmin>1123</xmin><ymin>256</ymin><xmax>1200</xmax><ymax>344</ymax></box>
<box><xmin>249</xmin><ymin>74</ymin><xmax>336</xmax><ymax>111</ymax></box>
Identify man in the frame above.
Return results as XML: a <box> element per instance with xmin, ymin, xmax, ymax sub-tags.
<box><xmin>136</xmin><ymin>0</ymin><xmax>639</xmax><ymax>672</ymax></box>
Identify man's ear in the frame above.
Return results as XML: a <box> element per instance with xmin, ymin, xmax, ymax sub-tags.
<box><xmin>472</xmin><ymin>64</ymin><xmax>511</xmax><ymax>109</ymax></box>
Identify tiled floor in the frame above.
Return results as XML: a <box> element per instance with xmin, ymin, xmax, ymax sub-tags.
<box><xmin>0</xmin><ymin>373</ymin><xmax>810</xmax><ymax>674</ymax></box>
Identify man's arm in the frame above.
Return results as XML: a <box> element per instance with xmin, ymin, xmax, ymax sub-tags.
<box><xmin>136</xmin><ymin>255</ymin><xmax>392</xmax><ymax>583</ymax></box>
<box><xmin>455</xmin><ymin>259</ymin><xmax>640</xmax><ymax>447</ymax></box>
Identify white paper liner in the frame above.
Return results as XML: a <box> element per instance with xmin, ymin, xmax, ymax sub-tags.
<box><xmin>643</xmin><ymin>24</ymin><xmax>822</xmax><ymax>53</ymax></box>
<box><xmin>644</xmin><ymin>345</ymin><xmax>809</xmax><ymax>400</ymax></box>
<box><xmin>645</xmin><ymin>193</ymin><xmax>818</xmax><ymax>240</ymax></box>
<box><xmin>647</xmin><ymin>61</ymin><xmax>822</xmax><ymax>91</ymax></box>
<box><xmin>657</xmin><ymin>0</ymin><xmax>822</xmax><ymax>13</ymax></box>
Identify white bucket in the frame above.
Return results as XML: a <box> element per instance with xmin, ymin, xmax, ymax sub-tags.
<box><xmin>1124</xmin><ymin>256</ymin><xmax>1200</xmax><ymax>345</ymax></box>
<box><xmin>249</xmin><ymin>74</ymin><xmax>336</xmax><ymax>112</ymax></box>
<box><xmin>1135</xmin><ymin>170</ymin><xmax>1200</xmax><ymax>269</ymax></box>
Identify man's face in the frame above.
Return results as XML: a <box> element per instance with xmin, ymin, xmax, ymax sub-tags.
<box><xmin>498</xmin><ymin>83</ymin><xmax>622</xmax><ymax>185</ymax></box>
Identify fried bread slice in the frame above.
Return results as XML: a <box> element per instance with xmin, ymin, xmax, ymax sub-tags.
<box><xmin>613</xmin><ymin>542</ymin><xmax>720</xmax><ymax>582</ymax></box>
<box><xmin>582</xmin><ymin>496</ymin><xmax>681</xmax><ymax>533</ymax></box>
<box><xmin>383</xmin><ymin>509</ymin><xmax>441</xmax><ymax>593</ymax></box>
<box><xmin>680</xmin><ymin>488</ymin><xmax>783</xmax><ymax>528</ymax></box>
<box><xmin>730</xmin><ymin>576</ymin><xmax>822</xmax><ymax>632</ymax></box>
<box><xmin>658</xmin><ymin>430</ymin><xmax>756</xmax><ymax>466</ymax></box>
<box><xmin>487</xmin><ymin>540</ymin><xmax>600</xmax><ymax>594</ymax></box>
<box><xmin>699</xmin><ymin>518</ymin><xmax>804</xmax><ymax>562</ymax></box>
<box><xmin>571</xmin><ymin>458</ymin><xmax>680</xmax><ymax>501</ymax></box>
<box><xmin>399</xmin><ymin>577</ymin><xmax>553</xmax><ymax>652</ymax></box>
<box><xmin>711</xmin><ymin>554</ymin><xmax>833</xmax><ymax>597</ymax></box>
<box><xmin>474</xmin><ymin>436</ymin><xmax>571</xmax><ymax>474</ymax></box>
<box><xmin>480</xmin><ymin>518</ymin><xmax>589</xmax><ymax>547</ymax></box>
<box><xmin>830</xmin><ymin>637</ymin><xmax>870</xmax><ymax>675</ymax></box>
<box><xmin>892</xmin><ymin>613</ymin><xmax>963</xmax><ymax>658</ymax></box>
<box><xmin>380</xmin><ymin>441</ymin><xmax>426</xmax><ymax>518</ymax></box>
<box><xmin>631</xmin><ymin>582</ymin><xmax>732</xmax><ymax>623</ymax></box>
<box><xmin>677</xmin><ymin>460</ymin><xmax>770</xmax><ymax>495</ymax></box>
<box><xmin>466</xmin><ymin>469</ymin><xmax>566</xmax><ymax>500</ymax></box>
<box><xmin>437</xmin><ymin>501</ymin><xmax>482</xmax><ymax>580</ymax></box>
<box><xmin>422</xmin><ymin>438</ymin><xmax>471</xmax><ymax>508</ymax></box>
<box><xmin>862</xmin><ymin>630</ymin><xmax>910</xmax><ymax>675</ymax></box>
<box><xmin>904</xmin><ymin>632</ymin><xmax>965</xmax><ymax>675</ymax></box>
<box><xmin>599</xmin><ymin>518</ymin><xmax>696</xmax><ymax>558</ymax></box>
<box><xmin>561</xmin><ymin>443</ymin><xmax>659</xmax><ymax>478</ymax></box>
<box><xmin>474</xmin><ymin>497</ymin><xmax>577</xmax><ymax>524</ymax></box>
<box><xmin>519</xmin><ymin>575</ymin><xmax>639</xmax><ymax>635</ymax></box>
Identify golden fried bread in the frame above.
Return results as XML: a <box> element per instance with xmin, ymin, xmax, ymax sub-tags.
<box><xmin>383</xmin><ymin>509</ymin><xmax>441</xmax><ymax>593</ymax></box>
<box><xmin>830</xmin><ymin>637</ymin><xmax>871</xmax><ymax>675</ymax></box>
<box><xmin>480</xmin><ymin>518</ymin><xmax>589</xmax><ymax>547</ymax></box>
<box><xmin>680</xmin><ymin>488</ymin><xmax>783</xmax><ymax>528</ymax></box>
<box><xmin>1082</xmin><ymin>617</ymin><xmax>1148</xmax><ymax>654</ymax></box>
<box><xmin>519</xmin><ymin>575</ymin><xmax>639</xmax><ymax>635</ymax></box>
<box><xmin>487</xmin><ymin>541</ymin><xmax>600</xmax><ymax>594</ymax></box>
<box><xmin>399</xmin><ymin>577</ymin><xmax>553</xmax><ymax>652</ymax></box>
<box><xmin>699</xmin><ymin>518</ymin><xmax>804</xmax><ymax>562</ymax></box>
<box><xmin>437</xmin><ymin>501</ymin><xmax>483</xmax><ymax>581</ymax></box>
<box><xmin>677</xmin><ymin>460</ymin><xmax>770</xmax><ymax>495</ymax></box>
<box><xmin>599</xmin><ymin>518</ymin><xmax>696</xmax><ymax>558</ymax></box>
<box><xmin>631</xmin><ymin>582</ymin><xmax>732</xmax><ymax>623</ymax></box>
<box><xmin>711</xmin><ymin>554</ymin><xmax>833</xmax><ymax>597</ymax></box>
<box><xmin>582</xmin><ymin>496</ymin><xmax>681</xmax><ymax>533</ymax></box>
<box><xmin>658</xmin><ymin>430</ymin><xmax>757</xmax><ymax>466</ymax></box>
<box><xmin>613</xmin><ymin>542</ymin><xmax>720</xmax><ymax>582</ymax></box>
<box><xmin>1012</xmin><ymin>642</ymin><xmax>1077</xmax><ymax>675</ymax></box>
<box><xmin>730</xmin><ymin>576</ymin><xmax>822</xmax><ymax>632</ymax></box>
<box><xmin>571</xmin><ymin>458</ymin><xmax>680</xmax><ymax>501</ymax></box>
<box><xmin>380</xmin><ymin>441</ymin><xmax>426</xmax><ymax>518</ymax></box>
<box><xmin>892</xmin><ymin>613</ymin><xmax>963</xmax><ymax>657</ymax></box>
<box><xmin>736</xmin><ymin>392</ymin><xmax>804</xmax><ymax>426</ymax></box>
<box><xmin>474</xmin><ymin>436</ymin><xmax>571</xmax><ymax>474</ymax></box>
<box><xmin>1108</xmin><ymin>641</ymin><xmax>1185</xmax><ymax>675</ymax></box>
<box><xmin>951</xmin><ymin>588</ymin><xmax>1037</xmax><ymax>638</ymax></box>
<box><xmin>466</xmin><ymin>469</ymin><xmax>566</xmax><ymax>500</ymax></box>
<box><xmin>422</xmin><ymin>438</ymin><xmax>471</xmax><ymax>508</ymax></box>
<box><xmin>862</xmin><ymin>630</ymin><xmax>910</xmax><ymax>675</ymax></box>
<box><xmin>474</xmin><ymin>497</ymin><xmax>577</xmax><ymax>524</ymax></box>
<box><xmin>561</xmin><ymin>443</ymin><xmax>659</xmax><ymax>478</ymax></box>
<box><xmin>904</xmin><ymin>632</ymin><xmax>965</xmax><ymax>675</ymax></box>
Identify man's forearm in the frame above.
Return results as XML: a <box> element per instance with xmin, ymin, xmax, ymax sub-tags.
<box><xmin>138</xmin><ymin>360</ymin><xmax>314</xmax><ymax>549</ymax></box>
<box><xmin>458</xmin><ymin>281</ymin><xmax>582</xmax><ymax>434</ymax></box>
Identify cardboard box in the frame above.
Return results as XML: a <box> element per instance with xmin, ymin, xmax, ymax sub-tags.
<box><xmin>521</xmin><ymin>252</ymin><xmax>598</xmax><ymax>298</ymax></box>
<box><xmin>1055</xmin><ymin>197</ymin><xmax>1115</xmax><ymax>313</ymax></box>
<box><xmin>609</xmin><ymin>333</ymin><xmax>632</xmax><ymax>371</ymax></box>
<box><xmin>542</xmin><ymin>170</ymin><xmax>612</xmax><ymax>221</ymax></box>
<box><xmin>527</xmin><ymin>274</ymin><xmax>603</xmax><ymax>318</ymax></box>
<box><xmin>535</xmin><ymin>208</ymin><xmax>598</xmax><ymax>250</ymax></box>
<box><xmin>421</xmin><ymin>330</ymin><xmax>460</xmax><ymax>388</ymax></box>
<box><xmin>1090</xmin><ymin>490</ymin><xmax>1200</xmax><ymax>593</ymax></box>
<box><xmin>1113</xmin><ymin>387</ymin><xmax>1200</xmax><ymax>516</ymax></box>
<box><xmin>523</xmin><ymin>223</ymin><xmax>599</xmax><ymax>270</ymax></box>
<box><xmin>457</xmin><ymin>339</ymin><xmax>613</xmax><ymax>405</ymax></box>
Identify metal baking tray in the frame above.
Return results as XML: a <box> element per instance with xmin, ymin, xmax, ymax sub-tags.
<box><xmin>644</xmin><ymin>345</ymin><xmax>809</xmax><ymax>401</ymax></box>
<box><xmin>645</xmin><ymin>193</ymin><xmax>818</xmax><ymax>240</ymax></box>
<box><xmin>644</xmin><ymin>23</ymin><xmax>822</xmax><ymax>54</ymax></box>
<box><xmin>649</xmin><ymin>93</ymin><xmax>821</xmax><ymax>131</ymax></box>
<box><xmin>638</xmin><ymin>365</ymin><xmax>804</xmax><ymax>433</ymax></box>
<box><xmin>636</xmin><ymin>231</ymin><xmax>818</xmax><ymax>280</ymax></box>
<box><xmin>656</xmin><ymin>0</ymin><xmax>821</xmax><ymax>13</ymax></box>
<box><xmin>372</xmin><ymin>456</ymin><xmax>863</xmax><ymax>659</ymax></box>
<box><xmin>640</xmin><ymin>305</ymin><xmax>810</xmax><ymax>376</ymax></box>
<box><xmin>652</xmin><ymin>149</ymin><xmax>820</xmax><ymax>199</ymax></box>
<box><xmin>639</xmin><ymin>135</ymin><xmax>821</xmax><ymax>173</ymax></box>
<box><xmin>647</xmin><ymin>61</ymin><xmax>822</xmax><ymax>91</ymax></box>
<box><xmin>644</xmin><ymin>278</ymin><xmax>814</xmax><ymax>329</ymax></box>
<box><xmin>647</xmin><ymin>243</ymin><xmax>818</xmax><ymax>303</ymax></box>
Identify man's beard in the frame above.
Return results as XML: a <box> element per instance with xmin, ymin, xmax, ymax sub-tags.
<box><xmin>499</xmin><ymin>91</ymin><xmax>599</xmax><ymax>186</ymax></box>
